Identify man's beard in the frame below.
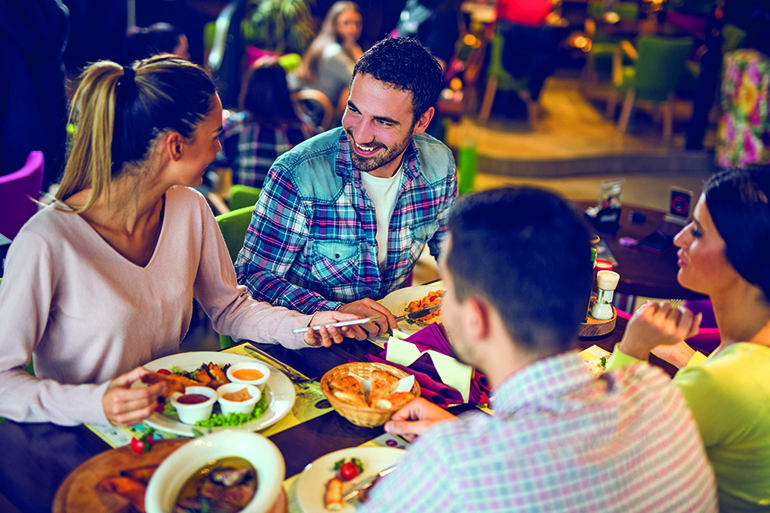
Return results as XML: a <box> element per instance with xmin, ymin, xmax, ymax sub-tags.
<box><xmin>346</xmin><ymin>129</ymin><xmax>411</xmax><ymax>173</ymax></box>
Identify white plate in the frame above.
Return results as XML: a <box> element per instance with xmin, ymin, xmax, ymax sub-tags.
<box><xmin>145</xmin><ymin>430</ymin><xmax>285</xmax><ymax>513</ymax></box>
<box><xmin>139</xmin><ymin>351</ymin><xmax>296</xmax><ymax>437</ymax></box>
<box><xmin>296</xmin><ymin>446</ymin><xmax>406</xmax><ymax>513</ymax></box>
<box><xmin>380</xmin><ymin>282</ymin><xmax>445</xmax><ymax>334</ymax></box>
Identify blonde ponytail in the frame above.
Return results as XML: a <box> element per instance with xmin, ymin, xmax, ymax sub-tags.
<box><xmin>56</xmin><ymin>62</ymin><xmax>123</xmax><ymax>212</ymax></box>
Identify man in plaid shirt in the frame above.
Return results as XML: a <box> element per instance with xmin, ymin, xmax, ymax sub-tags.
<box><xmin>236</xmin><ymin>38</ymin><xmax>457</xmax><ymax>340</ymax></box>
<box><xmin>358</xmin><ymin>188</ymin><xmax>717</xmax><ymax>513</ymax></box>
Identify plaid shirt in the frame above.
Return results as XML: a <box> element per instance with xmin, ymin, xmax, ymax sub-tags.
<box><xmin>359</xmin><ymin>352</ymin><xmax>718</xmax><ymax>513</ymax></box>
<box><xmin>235</xmin><ymin>128</ymin><xmax>457</xmax><ymax>313</ymax></box>
<box><xmin>212</xmin><ymin>111</ymin><xmax>317</xmax><ymax>188</ymax></box>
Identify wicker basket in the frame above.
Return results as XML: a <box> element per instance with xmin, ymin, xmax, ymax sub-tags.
<box><xmin>321</xmin><ymin>362</ymin><xmax>421</xmax><ymax>428</ymax></box>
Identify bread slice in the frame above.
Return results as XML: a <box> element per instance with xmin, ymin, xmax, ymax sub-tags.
<box><xmin>329</xmin><ymin>375</ymin><xmax>368</xmax><ymax>407</ymax></box>
<box><xmin>368</xmin><ymin>370</ymin><xmax>399</xmax><ymax>408</ymax></box>
<box><xmin>375</xmin><ymin>391</ymin><xmax>415</xmax><ymax>409</ymax></box>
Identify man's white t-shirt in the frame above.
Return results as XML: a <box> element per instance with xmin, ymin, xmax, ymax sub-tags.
<box><xmin>360</xmin><ymin>165</ymin><xmax>404</xmax><ymax>270</ymax></box>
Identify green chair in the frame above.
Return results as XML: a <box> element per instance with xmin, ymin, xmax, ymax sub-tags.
<box><xmin>606</xmin><ymin>35</ymin><xmax>693</xmax><ymax>140</ymax></box>
<box><xmin>478</xmin><ymin>29</ymin><xmax>536</xmax><ymax>125</ymax></box>
<box><xmin>582</xmin><ymin>1</ymin><xmax>640</xmax><ymax>85</ymax></box>
<box><xmin>215</xmin><ymin>206</ymin><xmax>256</xmax><ymax>348</ymax></box>
<box><xmin>228</xmin><ymin>184</ymin><xmax>261</xmax><ymax>211</ymax></box>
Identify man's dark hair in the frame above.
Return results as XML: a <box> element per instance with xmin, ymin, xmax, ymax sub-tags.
<box><xmin>705</xmin><ymin>165</ymin><xmax>770</xmax><ymax>302</ymax></box>
<box><xmin>446</xmin><ymin>187</ymin><xmax>593</xmax><ymax>354</ymax></box>
<box><xmin>352</xmin><ymin>37</ymin><xmax>443</xmax><ymax>121</ymax></box>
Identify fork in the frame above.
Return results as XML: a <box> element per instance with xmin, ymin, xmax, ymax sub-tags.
<box><xmin>244</xmin><ymin>343</ymin><xmax>313</xmax><ymax>383</ymax></box>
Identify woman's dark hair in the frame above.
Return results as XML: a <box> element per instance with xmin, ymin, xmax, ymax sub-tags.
<box><xmin>239</xmin><ymin>58</ymin><xmax>301</xmax><ymax>125</ymax></box>
<box><xmin>352</xmin><ymin>37</ymin><xmax>443</xmax><ymax>122</ymax></box>
<box><xmin>446</xmin><ymin>187</ymin><xmax>593</xmax><ymax>354</ymax></box>
<box><xmin>56</xmin><ymin>55</ymin><xmax>217</xmax><ymax>212</ymax></box>
<box><xmin>705</xmin><ymin>165</ymin><xmax>770</xmax><ymax>301</ymax></box>
<box><xmin>124</xmin><ymin>23</ymin><xmax>185</xmax><ymax>65</ymax></box>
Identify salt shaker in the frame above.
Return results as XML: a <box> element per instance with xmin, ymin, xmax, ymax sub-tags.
<box><xmin>591</xmin><ymin>270</ymin><xmax>620</xmax><ymax>320</ymax></box>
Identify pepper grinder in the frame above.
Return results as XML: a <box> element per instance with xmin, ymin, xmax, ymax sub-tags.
<box><xmin>591</xmin><ymin>270</ymin><xmax>620</xmax><ymax>320</ymax></box>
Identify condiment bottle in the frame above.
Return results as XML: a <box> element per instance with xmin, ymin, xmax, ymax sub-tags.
<box><xmin>591</xmin><ymin>270</ymin><xmax>620</xmax><ymax>320</ymax></box>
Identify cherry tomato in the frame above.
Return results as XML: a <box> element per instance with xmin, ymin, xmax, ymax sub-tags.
<box><xmin>338</xmin><ymin>461</ymin><xmax>360</xmax><ymax>481</ymax></box>
<box><xmin>130</xmin><ymin>437</ymin><xmax>146</xmax><ymax>454</ymax></box>
<box><xmin>157</xmin><ymin>369</ymin><xmax>171</xmax><ymax>375</ymax></box>
<box><xmin>154</xmin><ymin>402</ymin><xmax>165</xmax><ymax>413</ymax></box>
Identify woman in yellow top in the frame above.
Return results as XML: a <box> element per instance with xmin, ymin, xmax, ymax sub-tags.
<box><xmin>609</xmin><ymin>165</ymin><xmax>770</xmax><ymax>512</ymax></box>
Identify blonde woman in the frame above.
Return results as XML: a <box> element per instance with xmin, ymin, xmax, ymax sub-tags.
<box><xmin>0</xmin><ymin>56</ymin><xmax>355</xmax><ymax>427</ymax></box>
<box><xmin>295</xmin><ymin>1</ymin><xmax>363</xmax><ymax>112</ymax></box>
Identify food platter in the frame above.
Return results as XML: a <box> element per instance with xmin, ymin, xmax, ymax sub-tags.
<box><xmin>295</xmin><ymin>446</ymin><xmax>406</xmax><ymax>513</ymax></box>
<box><xmin>380</xmin><ymin>282</ymin><xmax>445</xmax><ymax>334</ymax></box>
<box><xmin>137</xmin><ymin>351</ymin><xmax>295</xmax><ymax>436</ymax></box>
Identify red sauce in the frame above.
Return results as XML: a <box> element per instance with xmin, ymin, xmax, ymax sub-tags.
<box><xmin>176</xmin><ymin>393</ymin><xmax>210</xmax><ymax>405</ymax></box>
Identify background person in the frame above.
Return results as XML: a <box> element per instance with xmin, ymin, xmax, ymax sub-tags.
<box><xmin>123</xmin><ymin>22</ymin><xmax>190</xmax><ymax>64</ymax></box>
<box><xmin>0</xmin><ymin>56</ymin><xmax>354</xmax><ymax>428</ymax></box>
<box><xmin>609</xmin><ymin>165</ymin><xmax>770</xmax><ymax>512</ymax></box>
<box><xmin>358</xmin><ymin>187</ymin><xmax>717</xmax><ymax>513</ymax></box>
<box><xmin>210</xmin><ymin>57</ymin><xmax>318</xmax><ymax>189</ymax></box>
<box><xmin>236</xmin><ymin>37</ymin><xmax>457</xmax><ymax>341</ymax></box>
<box><xmin>293</xmin><ymin>1</ymin><xmax>363</xmax><ymax>117</ymax></box>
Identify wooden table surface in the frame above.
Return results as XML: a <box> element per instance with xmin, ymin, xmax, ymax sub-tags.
<box><xmin>0</xmin><ymin>316</ymin><xmax>658</xmax><ymax>513</ymax></box>
<box><xmin>574</xmin><ymin>201</ymin><xmax>707</xmax><ymax>301</ymax></box>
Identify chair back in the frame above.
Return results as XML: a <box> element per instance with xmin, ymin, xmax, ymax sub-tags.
<box><xmin>633</xmin><ymin>35</ymin><xmax>693</xmax><ymax>101</ymax></box>
<box><xmin>229</xmin><ymin>184</ymin><xmax>261</xmax><ymax>211</ymax></box>
<box><xmin>0</xmin><ymin>151</ymin><xmax>44</xmax><ymax>239</ymax></box>
<box><xmin>294</xmin><ymin>89</ymin><xmax>334</xmax><ymax>131</ymax></box>
<box><xmin>486</xmin><ymin>30</ymin><xmax>527</xmax><ymax>91</ymax></box>
<box><xmin>215</xmin><ymin>206</ymin><xmax>255</xmax><ymax>263</ymax></box>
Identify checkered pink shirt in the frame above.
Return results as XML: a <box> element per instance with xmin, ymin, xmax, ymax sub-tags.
<box><xmin>359</xmin><ymin>352</ymin><xmax>717</xmax><ymax>513</ymax></box>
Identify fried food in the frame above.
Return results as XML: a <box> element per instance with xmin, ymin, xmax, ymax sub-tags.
<box><xmin>119</xmin><ymin>464</ymin><xmax>158</xmax><ymax>486</ymax></box>
<box><xmin>206</xmin><ymin>363</ymin><xmax>229</xmax><ymax>384</ymax></box>
<box><xmin>374</xmin><ymin>391</ymin><xmax>415</xmax><ymax>410</ymax></box>
<box><xmin>329</xmin><ymin>376</ymin><xmax>368</xmax><ymax>407</ymax></box>
<box><xmin>325</xmin><ymin>477</ymin><xmax>343</xmax><ymax>510</ymax></box>
<box><xmin>368</xmin><ymin>370</ymin><xmax>399</xmax><ymax>408</ymax></box>
<box><xmin>140</xmin><ymin>372</ymin><xmax>187</xmax><ymax>398</ymax></box>
<box><xmin>96</xmin><ymin>475</ymin><xmax>148</xmax><ymax>512</ymax></box>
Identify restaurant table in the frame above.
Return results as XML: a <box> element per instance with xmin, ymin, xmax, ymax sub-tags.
<box><xmin>0</xmin><ymin>316</ymin><xmax>665</xmax><ymax>513</ymax></box>
<box><xmin>574</xmin><ymin>201</ymin><xmax>707</xmax><ymax>302</ymax></box>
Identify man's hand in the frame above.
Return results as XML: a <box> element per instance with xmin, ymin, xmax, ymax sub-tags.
<box><xmin>305</xmin><ymin>311</ymin><xmax>360</xmax><ymax>347</ymax></box>
<box><xmin>619</xmin><ymin>301</ymin><xmax>702</xmax><ymax>361</ymax></box>
<box><xmin>337</xmin><ymin>298</ymin><xmax>398</xmax><ymax>340</ymax></box>
<box><xmin>103</xmin><ymin>367</ymin><xmax>165</xmax><ymax>427</ymax></box>
<box><xmin>384</xmin><ymin>397</ymin><xmax>456</xmax><ymax>442</ymax></box>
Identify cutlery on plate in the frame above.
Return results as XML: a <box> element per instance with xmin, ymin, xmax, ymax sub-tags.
<box><xmin>342</xmin><ymin>465</ymin><xmax>398</xmax><ymax>503</ymax></box>
<box><xmin>243</xmin><ymin>343</ymin><xmax>312</xmax><ymax>382</ymax></box>
<box><xmin>292</xmin><ymin>316</ymin><xmax>383</xmax><ymax>333</ymax></box>
<box><xmin>394</xmin><ymin>304</ymin><xmax>441</xmax><ymax>322</ymax></box>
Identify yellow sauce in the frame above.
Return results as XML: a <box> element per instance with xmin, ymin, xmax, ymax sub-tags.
<box><xmin>232</xmin><ymin>368</ymin><xmax>263</xmax><ymax>381</ymax></box>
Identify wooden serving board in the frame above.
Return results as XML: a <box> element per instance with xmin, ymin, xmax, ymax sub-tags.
<box><xmin>53</xmin><ymin>438</ymin><xmax>188</xmax><ymax>513</ymax></box>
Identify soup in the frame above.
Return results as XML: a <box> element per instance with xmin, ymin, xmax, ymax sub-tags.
<box><xmin>174</xmin><ymin>457</ymin><xmax>257</xmax><ymax>513</ymax></box>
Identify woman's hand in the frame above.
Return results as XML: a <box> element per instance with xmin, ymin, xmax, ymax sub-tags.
<box><xmin>103</xmin><ymin>367</ymin><xmax>165</xmax><ymax>427</ymax></box>
<box><xmin>304</xmin><ymin>311</ymin><xmax>361</xmax><ymax>347</ymax></box>
<box><xmin>619</xmin><ymin>301</ymin><xmax>702</xmax><ymax>361</ymax></box>
<box><xmin>384</xmin><ymin>397</ymin><xmax>456</xmax><ymax>442</ymax></box>
<box><xmin>650</xmin><ymin>340</ymin><xmax>697</xmax><ymax>369</ymax></box>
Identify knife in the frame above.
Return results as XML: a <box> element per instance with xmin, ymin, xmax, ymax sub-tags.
<box><xmin>342</xmin><ymin>465</ymin><xmax>398</xmax><ymax>503</ymax></box>
<box><xmin>394</xmin><ymin>304</ymin><xmax>442</xmax><ymax>322</ymax></box>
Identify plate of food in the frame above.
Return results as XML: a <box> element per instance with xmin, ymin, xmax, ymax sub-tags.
<box><xmin>137</xmin><ymin>351</ymin><xmax>296</xmax><ymax>437</ymax></box>
<box><xmin>380</xmin><ymin>282</ymin><xmax>445</xmax><ymax>334</ymax></box>
<box><xmin>295</xmin><ymin>446</ymin><xmax>406</xmax><ymax>513</ymax></box>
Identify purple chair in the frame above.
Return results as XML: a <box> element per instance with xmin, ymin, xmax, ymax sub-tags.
<box><xmin>0</xmin><ymin>151</ymin><xmax>44</xmax><ymax>239</ymax></box>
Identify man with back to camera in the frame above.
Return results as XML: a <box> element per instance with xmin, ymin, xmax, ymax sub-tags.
<box><xmin>235</xmin><ymin>37</ymin><xmax>457</xmax><ymax>341</ymax></box>
<box><xmin>356</xmin><ymin>187</ymin><xmax>718</xmax><ymax>512</ymax></box>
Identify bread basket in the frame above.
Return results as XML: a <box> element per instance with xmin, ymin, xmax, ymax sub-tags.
<box><xmin>321</xmin><ymin>362</ymin><xmax>421</xmax><ymax>428</ymax></box>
